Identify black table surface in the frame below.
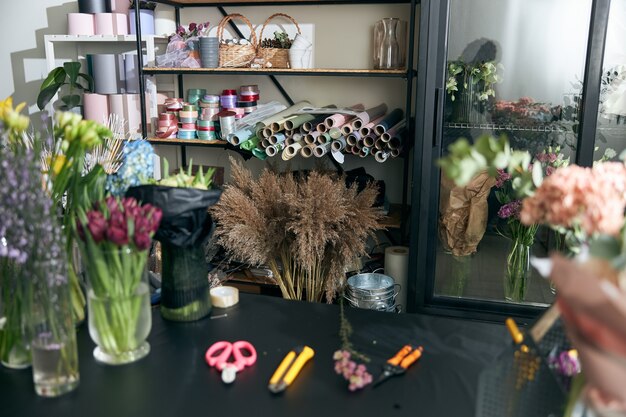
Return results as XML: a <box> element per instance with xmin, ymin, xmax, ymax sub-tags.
<box><xmin>0</xmin><ymin>293</ymin><xmax>509</xmax><ymax>417</ymax></box>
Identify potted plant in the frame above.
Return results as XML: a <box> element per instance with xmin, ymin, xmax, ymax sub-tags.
<box><xmin>129</xmin><ymin>1</ymin><xmax>156</xmax><ymax>36</ymax></box>
<box><xmin>37</xmin><ymin>62</ymin><xmax>93</xmax><ymax>113</ymax></box>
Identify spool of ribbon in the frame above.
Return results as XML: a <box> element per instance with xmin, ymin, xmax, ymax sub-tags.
<box><xmin>201</xmin><ymin>108</ymin><xmax>220</xmax><ymax>121</ymax></box>
<box><xmin>179</xmin><ymin>110</ymin><xmax>198</xmax><ymax>119</ymax></box>
<box><xmin>177</xmin><ymin>129</ymin><xmax>197</xmax><ymax>139</ymax></box>
<box><xmin>180</xmin><ymin>123</ymin><xmax>196</xmax><ymax>129</ymax></box>
<box><xmin>219</xmin><ymin>111</ymin><xmax>236</xmax><ymax>138</ymax></box>
<box><xmin>165</xmin><ymin>98</ymin><xmax>183</xmax><ymax>111</ymax></box>
<box><xmin>202</xmin><ymin>94</ymin><xmax>220</xmax><ymax>103</ymax></box>
<box><xmin>156</xmin><ymin>126</ymin><xmax>178</xmax><ymax>138</ymax></box>
<box><xmin>197</xmin><ymin>131</ymin><xmax>216</xmax><ymax>140</ymax></box>
<box><xmin>374</xmin><ymin>109</ymin><xmax>404</xmax><ymax>135</ymax></box>
<box><xmin>237</xmin><ymin>101</ymin><xmax>257</xmax><ymax>108</ymax></box>
<box><xmin>239</xmin><ymin>85</ymin><xmax>259</xmax><ymax>93</ymax></box>
<box><xmin>222</xmin><ymin>89</ymin><xmax>237</xmax><ymax>95</ymax></box>
<box><xmin>238</xmin><ymin>93</ymin><xmax>259</xmax><ymax>102</ymax></box>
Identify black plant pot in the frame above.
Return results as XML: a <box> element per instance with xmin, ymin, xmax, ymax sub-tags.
<box><xmin>78</xmin><ymin>0</ymin><xmax>110</xmax><ymax>14</ymax></box>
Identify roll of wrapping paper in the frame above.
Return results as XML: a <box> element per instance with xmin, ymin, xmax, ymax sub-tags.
<box><xmin>269</xmin><ymin>133</ymin><xmax>286</xmax><ymax>145</ymax></box>
<box><xmin>292</xmin><ymin>132</ymin><xmax>303</xmax><ymax>142</ymax></box>
<box><xmin>391</xmin><ymin>148</ymin><xmax>402</xmax><ymax>158</ymax></box>
<box><xmin>331</xmin><ymin>136</ymin><xmax>347</xmax><ymax>152</ymax></box>
<box><xmin>375</xmin><ymin>150</ymin><xmax>390</xmax><ymax>163</ymax></box>
<box><xmin>270</xmin><ymin>114</ymin><xmax>299</xmax><ymax>133</ymax></box>
<box><xmin>240</xmin><ymin>137</ymin><xmax>259</xmax><ymax>151</ymax></box>
<box><xmin>324</xmin><ymin>113</ymin><xmax>355</xmax><ymax>129</ymax></box>
<box><xmin>388</xmin><ymin>131</ymin><xmax>405</xmax><ymax>150</ymax></box>
<box><xmin>353</xmin><ymin>103</ymin><xmax>388</xmax><ymax>129</ymax></box>
<box><xmin>359</xmin><ymin>147</ymin><xmax>371</xmax><ymax>158</ymax></box>
<box><xmin>304</xmin><ymin>131</ymin><xmax>319</xmax><ymax>145</ymax></box>
<box><xmin>316</xmin><ymin>122</ymin><xmax>329</xmax><ymax>133</ymax></box>
<box><xmin>358</xmin><ymin>115</ymin><xmax>385</xmax><ymax>137</ymax></box>
<box><xmin>282</xmin><ymin>142</ymin><xmax>303</xmax><ymax>161</ymax></box>
<box><xmin>68</xmin><ymin>13</ymin><xmax>95</xmax><ymax>36</ymax></box>
<box><xmin>340</xmin><ymin>124</ymin><xmax>353</xmax><ymax>136</ymax></box>
<box><xmin>355</xmin><ymin>137</ymin><xmax>365</xmax><ymax>150</ymax></box>
<box><xmin>351</xmin><ymin>146</ymin><xmax>360</xmax><ymax>155</ymax></box>
<box><xmin>285</xmin><ymin>137</ymin><xmax>295</xmax><ymax>146</ymax></box>
<box><xmin>252</xmin><ymin>148</ymin><xmax>267</xmax><ymax>160</ymax></box>
<box><xmin>83</xmin><ymin>93</ymin><xmax>109</xmax><ymax>123</ymax></box>
<box><xmin>328</xmin><ymin>127</ymin><xmax>342</xmax><ymax>140</ymax></box>
<box><xmin>78</xmin><ymin>0</ymin><xmax>109</xmax><ymax>14</ymax></box>
<box><xmin>381</xmin><ymin>120</ymin><xmax>406</xmax><ymax>142</ymax></box>
<box><xmin>317</xmin><ymin>132</ymin><xmax>331</xmax><ymax>145</ymax></box>
<box><xmin>88</xmin><ymin>54</ymin><xmax>124</xmax><ymax>94</ymax></box>
<box><xmin>265</xmin><ymin>143</ymin><xmax>285</xmax><ymax>157</ymax></box>
<box><xmin>300</xmin><ymin>144</ymin><xmax>315</xmax><ymax>158</ymax></box>
<box><xmin>375</xmin><ymin>138</ymin><xmax>387</xmax><ymax>151</ymax></box>
<box><xmin>254</xmin><ymin>101</ymin><xmax>312</xmax><ymax>137</ymax></box>
<box><xmin>345</xmin><ymin>145</ymin><xmax>354</xmax><ymax>154</ymax></box>
<box><xmin>314</xmin><ymin>142</ymin><xmax>331</xmax><ymax>157</ymax></box>
<box><xmin>261</xmin><ymin>138</ymin><xmax>271</xmax><ymax>149</ymax></box>
<box><xmin>230</xmin><ymin>126</ymin><xmax>256</xmax><ymax>145</ymax></box>
<box><xmin>303</xmin><ymin>114</ymin><xmax>327</xmax><ymax>132</ymax></box>
<box><xmin>363</xmin><ymin>134</ymin><xmax>377</xmax><ymax>148</ymax></box>
<box><xmin>284</xmin><ymin>114</ymin><xmax>314</xmax><ymax>130</ymax></box>
<box><xmin>375</xmin><ymin>109</ymin><xmax>404</xmax><ymax>135</ymax></box>
<box><xmin>346</xmin><ymin>131</ymin><xmax>360</xmax><ymax>146</ymax></box>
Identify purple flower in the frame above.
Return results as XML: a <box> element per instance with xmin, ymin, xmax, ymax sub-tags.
<box><xmin>498</xmin><ymin>200</ymin><xmax>522</xmax><ymax>219</ymax></box>
<box><xmin>87</xmin><ymin>211</ymin><xmax>107</xmax><ymax>243</ymax></box>
<box><xmin>495</xmin><ymin>169</ymin><xmax>511</xmax><ymax>188</ymax></box>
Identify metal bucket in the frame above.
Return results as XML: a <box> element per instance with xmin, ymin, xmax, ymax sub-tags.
<box><xmin>345</xmin><ymin>273</ymin><xmax>400</xmax><ymax>311</ymax></box>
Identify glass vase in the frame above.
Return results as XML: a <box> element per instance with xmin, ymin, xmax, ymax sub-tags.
<box><xmin>83</xmin><ymin>247</ymin><xmax>152</xmax><ymax>365</ymax></box>
<box><xmin>160</xmin><ymin>243</ymin><xmax>212</xmax><ymax>322</ymax></box>
<box><xmin>373</xmin><ymin>18</ymin><xmax>405</xmax><ymax>70</ymax></box>
<box><xmin>504</xmin><ymin>240</ymin><xmax>531</xmax><ymax>302</ymax></box>
<box><xmin>25</xmin><ymin>260</ymin><xmax>80</xmax><ymax>397</ymax></box>
<box><xmin>0</xmin><ymin>260</ymin><xmax>30</xmax><ymax>369</ymax></box>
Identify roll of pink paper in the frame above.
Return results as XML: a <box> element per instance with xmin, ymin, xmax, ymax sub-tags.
<box><xmin>124</xmin><ymin>94</ymin><xmax>142</xmax><ymax>136</ymax></box>
<box><xmin>113</xmin><ymin>13</ymin><xmax>128</xmax><ymax>35</ymax></box>
<box><xmin>67</xmin><ymin>13</ymin><xmax>95</xmax><ymax>36</ymax></box>
<box><xmin>83</xmin><ymin>93</ymin><xmax>110</xmax><ymax>123</ymax></box>
<box><xmin>94</xmin><ymin>13</ymin><xmax>115</xmax><ymax>35</ymax></box>
<box><xmin>109</xmin><ymin>0</ymin><xmax>128</xmax><ymax>13</ymax></box>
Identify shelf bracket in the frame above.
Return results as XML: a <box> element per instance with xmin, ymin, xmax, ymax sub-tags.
<box><xmin>217</xmin><ymin>6</ymin><xmax>294</xmax><ymax>105</ymax></box>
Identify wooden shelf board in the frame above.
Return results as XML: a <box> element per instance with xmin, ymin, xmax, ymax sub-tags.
<box><xmin>379</xmin><ymin>204</ymin><xmax>403</xmax><ymax>229</ymax></box>
<box><xmin>143</xmin><ymin>67</ymin><xmax>408</xmax><ymax>77</ymax></box>
<box><xmin>148</xmin><ymin>137</ymin><xmax>228</xmax><ymax>146</ymax></box>
<box><xmin>45</xmin><ymin>34</ymin><xmax>167</xmax><ymax>43</ymax></box>
<box><xmin>153</xmin><ymin>0</ymin><xmax>410</xmax><ymax>5</ymax></box>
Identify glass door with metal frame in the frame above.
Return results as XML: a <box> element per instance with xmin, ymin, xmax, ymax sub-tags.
<box><xmin>422</xmin><ymin>0</ymin><xmax>597</xmax><ymax>311</ymax></box>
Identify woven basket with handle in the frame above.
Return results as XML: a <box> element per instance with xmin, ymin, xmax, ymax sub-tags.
<box><xmin>217</xmin><ymin>14</ymin><xmax>258</xmax><ymax>68</ymax></box>
<box><xmin>258</xmin><ymin>13</ymin><xmax>301</xmax><ymax>69</ymax></box>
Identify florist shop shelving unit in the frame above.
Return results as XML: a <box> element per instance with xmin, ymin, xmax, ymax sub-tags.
<box><xmin>410</xmin><ymin>0</ymin><xmax>620</xmax><ymax>318</ymax></box>
<box><xmin>132</xmin><ymin>0</ymin><xmax>418</xmax><ymax>242</ymax></box>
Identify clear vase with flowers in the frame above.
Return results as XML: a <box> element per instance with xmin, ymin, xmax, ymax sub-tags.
<box><xmin>77</xmin><ymin>196</ymin><xmax>161</xmax><ymax>365</ymax></box>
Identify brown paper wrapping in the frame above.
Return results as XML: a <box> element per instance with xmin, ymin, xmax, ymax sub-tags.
<box><xmin>439</xmin><ymin>171</ymin><xmax>496</xmax><ymax>257</ymax></box>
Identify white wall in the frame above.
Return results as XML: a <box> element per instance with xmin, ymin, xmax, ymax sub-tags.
<box><xmin>0</xmin><ymin>1</ymin><xmax>417</xmax><ymax>205</ymax></box>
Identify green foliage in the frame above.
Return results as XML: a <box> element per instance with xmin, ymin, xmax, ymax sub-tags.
<box><xmin>437</xmin><ymin>134</ymin><xmax>540</xmax><ymax>198</ymax></box>
<box><xmin>151</xmin><ymin>158</ymin><xmax>216</xmax><ymax>190</ymax></box>
<box><xmin>37</xmin><ymin>62</ymin><xmax>93</xmax><ymax>111</ymax></box>
<box><xmin>446</xmin><ymin>60</ymin><xmax>502</xmax><ymax>102</ymax></box>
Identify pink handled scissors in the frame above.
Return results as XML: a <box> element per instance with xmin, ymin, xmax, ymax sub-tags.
<box><xmin>205</xmin><ymin>341</ymin><xmax>257</xmax><ymax>384</ymax></box>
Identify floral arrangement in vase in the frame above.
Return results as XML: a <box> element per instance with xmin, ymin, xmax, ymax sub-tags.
<box><xmin>77</xmin><ymin>196</ymin><xmax>161</xmax><ymax>365</ymax></box>
<box><xmin>0</xmin><ymin>97</ymin><xmax>80</xmax><ymax>396</ymax></box>
<box><xmin>172</xmin><ymin>21</ymin><xmax>210</xmax><ymax>41</ymax></box>
<box><xmin>446</xmin><ymin>60</ymin><xmax>502</xmax><ymax>102</ymax></box>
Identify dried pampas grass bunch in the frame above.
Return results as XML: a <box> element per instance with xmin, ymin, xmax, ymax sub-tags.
<box><xmin>212</xmin><ymin>157</ymin><xmax>384</xmax><ymax>302</ymax></box>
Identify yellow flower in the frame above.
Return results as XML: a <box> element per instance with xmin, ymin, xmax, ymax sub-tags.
<box><xmin>0</xmin><ymin>96</ymin><xmax>29</xmax><ymax>133</ymax></box>
<box><xmin>51</xmin><ymin>155</ymin><xmax>69</xmax><ymax>176</ymax></box>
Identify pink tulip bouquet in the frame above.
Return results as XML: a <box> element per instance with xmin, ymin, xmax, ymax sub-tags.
<box><xmin>77</xmin><ymin>196</ymin><xmax>161</xmax><ymax>362</ymax></box>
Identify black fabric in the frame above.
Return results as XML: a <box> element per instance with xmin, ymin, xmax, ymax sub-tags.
<box><xmin>126</xmin><ymin>185</ymin><xmax>221</xmax><ymax>248</ymax></box>
<box><xmin>0</xmin><ymin>294</ymin><xmax>508</xmax><ymax>417</ymax></box>
<box><xmin>345</xmin><ymin>167</ymin><xmax>386</xmax><ymax>207</ymax></box>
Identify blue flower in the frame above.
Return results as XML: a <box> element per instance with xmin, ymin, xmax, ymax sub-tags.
<box><xmin>106</xmin><ymin>140</ymin><xmax>155</xmax><ymax>196</ymax></box>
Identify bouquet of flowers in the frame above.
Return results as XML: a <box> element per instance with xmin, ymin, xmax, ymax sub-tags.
<box><xmin>158</xmin><ymin>21</ymin><xmax>210</xmax><ymax>68</ymax></box>
<box><xmin>77</xmin><ymin>196</ymin><xmax>161</xmax><ymax>363</ymax></box>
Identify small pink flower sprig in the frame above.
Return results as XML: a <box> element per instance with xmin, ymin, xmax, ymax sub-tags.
<box><xmin>333</xmin><ymin>350</ymin><xmax>373</xmax><ymax>391</ymax></box>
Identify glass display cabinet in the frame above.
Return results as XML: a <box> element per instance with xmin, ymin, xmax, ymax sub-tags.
<box><xmin>409</xmin><ymin>0</ymin><xmax>622</xmax><ymax>318</ymax></box>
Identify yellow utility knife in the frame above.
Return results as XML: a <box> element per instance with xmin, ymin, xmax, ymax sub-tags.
<box><xmin>268</xmin><ymin>346</ymin><xmax>315</xmax><ymax>394</ymax></box>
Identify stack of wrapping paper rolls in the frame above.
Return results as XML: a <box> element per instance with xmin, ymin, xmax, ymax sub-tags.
<box><xmin>227</xmin><ymin>102</ymin><xmax>406</xmax><ymax>163</ymax></box>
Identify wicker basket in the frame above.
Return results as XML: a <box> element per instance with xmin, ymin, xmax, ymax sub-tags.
<box><xmin>257</xmin><ymin>13</ymin><xmax>301</xmax><ymax>69</ymax></box>
<box><xmin>217</xmin><ymin>14</ymin><xmax>258</xmax><ymax>68</ymax></box>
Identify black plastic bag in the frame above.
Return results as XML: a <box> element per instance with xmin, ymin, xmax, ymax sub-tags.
<box><xmin>126</xmin><ymin>185</ymin><xmax>222</xmax><ymax>248</ymax></box>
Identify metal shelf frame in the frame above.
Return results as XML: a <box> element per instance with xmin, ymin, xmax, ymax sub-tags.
<box><xmin>134</xmin><ymin>0</ymin><xmax>419</xmax><ymax>242</ymax></box>
<box><xmin>408</xmin><ymin>0</ymin><xmax>614</xmax><ymax>319</ymax></box>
